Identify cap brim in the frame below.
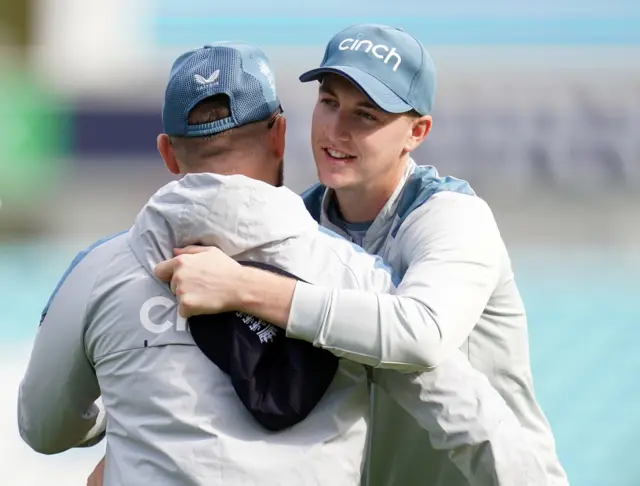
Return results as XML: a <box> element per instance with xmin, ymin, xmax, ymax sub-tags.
<box><xmin>299</xmin><ymin>66</ymin><xmax>412</xmax><ymax>114</ymax></box>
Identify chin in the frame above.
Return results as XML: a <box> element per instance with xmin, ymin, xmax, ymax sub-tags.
<box><xmin>316</xmin><ymin>161</ymin><xmax>358</xmax><ymax>190</ymax></box>
<box><xmin>317</xmin><ymin>168</ymin><xmax>354</xmax><ymax>190</ymax></box>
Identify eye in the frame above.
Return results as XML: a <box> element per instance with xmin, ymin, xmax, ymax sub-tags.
<box><xmin>357</xmin><ymin>110</ymin><xmax>377</xmax><ymax>122</ymax></box>
<box><xmin>319</xmin><ymin>97</ymin><xmax>338</xmax><ymax>108</ymax></box>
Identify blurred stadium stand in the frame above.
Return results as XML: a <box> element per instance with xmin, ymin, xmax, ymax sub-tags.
<box><xmin>0</xmin><ymin>0</ymin><xmax>638</xmax><ymax>245</ymax></box>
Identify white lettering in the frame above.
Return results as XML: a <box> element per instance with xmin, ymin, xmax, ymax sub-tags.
<box><xmin>257</xmin><ymin>325</ymin><xmax>278</xmax><ymax>343</ymax></box>
<box><xmin>338</xmin><ymin>38</ymin><xmax>354</xmax><ymax>50</ymax></box>
<box><xmin>354</xmin><ymin>40</ymin><xmax>373</xmax><ymax>53</ymax></box>
<box><xmin>176</xmin><ymin>313</ymin><xmax>188</xmax><ymax>332</ymax></box>
<box><xmin>384</xmin><ymin>47</ymin><xmax>402</xmax><ymax>71</ymax></box>
<box><xmin>235</xmin><ymin>311</ymin><xmax>279</xmax><ymax>343</ymax></box>
<box><xmin>338</xmin><ymin>38</ymin><xmax>402</xmax><ymax>71</ymax></box>
<box><xmin>140</xmin><ymin>296</ymin><xmax>187</xmax><ymax>334</ymax></box>
<box><xmin>371</xmin><ymin>44</ymin><xmax>388</xmax><ymax>59</ymax></box>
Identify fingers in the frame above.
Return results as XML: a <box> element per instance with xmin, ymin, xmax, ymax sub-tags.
<box><xmin>174</xmin><ymin>245</ymin><xmax>211</xmax><ymax>255</ymax></box>
<box><xmin>170</xmin><ymin>275</ymin><xmax>178</xmax><ymax>296</ymax></box>
<box><xmin>154</xmin><ymin>258</ymin><xmax>179</xmax><ymax>281</ymax></box>
<box><xmin>178</xmin><ymin>301</ymin><xmax>192</xmax><ymax>319</ymax></box>
<box><xmin>155</xmin><ymin>254</ymin><xmax>195</xmax><ymax>294</ymax></box>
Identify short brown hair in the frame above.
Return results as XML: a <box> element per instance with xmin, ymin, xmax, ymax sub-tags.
<box><xmin>187</xmin><ymin>94</ymin><xmax>231</xmax><ymax>125</ymax></box>
<box><xmin>168</xmin><ymin>94</ymin><xmax>280</xmax><ymax>172</ymax></box>
<box><xmin>169</xmin><ymin>94</ymin><xmax>243</xmax><ymax>163</ymax></box>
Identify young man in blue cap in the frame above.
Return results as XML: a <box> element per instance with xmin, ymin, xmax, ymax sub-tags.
<box><xmin>21</xmin><ymin>40</ymin><xmax>543</xmax><ymax>486</ymax></box>
<box><xmin>156</xmin><ymin>25</ymin><xmax>569</xmax><ymax>486</ymax></box>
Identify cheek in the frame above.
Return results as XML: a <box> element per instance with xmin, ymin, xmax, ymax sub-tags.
<box><xmin>311</xmin><ymin>104</ymin><xmax>328</xmax><ymax>141</ymax></box>
<box><xmin>360</xmin><ymin>135</ymin><xmax>393</xmax><ymax>167</ymax></box>
<box><xmin>359</xmin><ymin>136</ymin><xmax>403</xmax><ymax>179</ymax></box>
<box><xmin>378</xmin><ymin>128</ymin><xmax>408</xmax><ymax>158</ymax></box>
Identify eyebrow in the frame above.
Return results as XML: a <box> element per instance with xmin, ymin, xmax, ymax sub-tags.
<box><xmin>319</xmin><ymin>83</ymin><xmax>380</xmax><ymax>111</ymax></box>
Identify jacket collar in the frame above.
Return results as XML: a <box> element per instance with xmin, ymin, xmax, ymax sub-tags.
<box><xmin>318</xmin><ymin>158</ymin><xmax>418</xmax><ymax>245</ymax></box>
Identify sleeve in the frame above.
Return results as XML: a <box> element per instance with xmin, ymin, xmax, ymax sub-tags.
<box><xmin>372</xmin><ymin>357</ymin><xmax>548</xmax><ymax>485</ymax></box>
<box><xmin>286</xmin><ymin>193</ymin><xmax>502</xmax><ymax>371</ymax></box>
<box><xmin>17</xmin><ymin>253</ymin><xmax>105</xmax><ymax>455</ymax></box>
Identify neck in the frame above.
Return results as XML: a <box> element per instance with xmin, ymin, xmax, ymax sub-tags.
<box><xmin>184</xmin><ymin>153</ymin><xmax>277</xmax><ymax>186</ymax></box>
<box><xmin>333</xmin><ymin>162</ymin><xmax>407</xmax><ymax>224</ymax></box>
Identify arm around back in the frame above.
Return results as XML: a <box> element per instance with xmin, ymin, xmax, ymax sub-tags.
<box><xmin>287</xmin><ymin>192</ymin><xmax>502</xmax><ymax>371</ymax></box>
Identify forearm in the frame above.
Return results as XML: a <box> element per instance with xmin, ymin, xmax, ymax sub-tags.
<box><xmin>18</xmin><ymin>376</ymin><xmax>102</xmax><ymax>454</ymax></box>
<box><xmin>19</xmin><ymin>280</ymin><xmax>102</xmax><ymax>454</ymax></box>
<box><xmin>231</xmin><ymin>266</ymin><xmax>473</xmax><ymax>372</ymax></box>
<box><xmin>288</xmin><ymin>283</ymin><xmax>440</xmax><ymax>371</ymax></box>
<box><xmin>285</xmin><ymin>197</ymin><xmax>501</xmax><ymax>370</ymax></box>
<box><xmin>18</xmin><ymin>339</ymin><xmax>102</xmax><ymax>454</ymax></box>
<box><xmin>235</xmin><ymin>266</ymin><xmax>296</xmax><ymax>328</ymax></box>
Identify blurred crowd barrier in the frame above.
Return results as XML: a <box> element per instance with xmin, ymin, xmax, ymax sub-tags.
<box><xmin>0</xmin><ymin>1</ymin><xmax>638</xmax><ymax>247</ymax></box>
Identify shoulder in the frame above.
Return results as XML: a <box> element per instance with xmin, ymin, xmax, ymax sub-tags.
<box><xmin>40</xmin><ymin>232</ymin><xmax>127</xmax><ymax>325</ymax></box>
<box><xmin>392</xmin><ymin>165</ymin><xmax>497</xmax><ymax>235</ymax></box>
<box><xmin>394</xmin><ymin>165</ymin><xmax>475</xmax><ymax>224</ymax></box>
<box><xmin>399</xmin><ymin>190</ymin><xmax>499</xmax><ymax>238</ymax></box>
<box><xmin>412</xmin><ymin>191</ymin><xmax>496</xmax><ymax>226</ymax></box>
<box><xmin>299</xmin><ymin>183</ymin><xmax>326</xmax><ymax>222</ymax></box>
<box><xmin>395</xmin><ymin>190</ymin><xmax>502</xmax><ymax>261</ymax></box>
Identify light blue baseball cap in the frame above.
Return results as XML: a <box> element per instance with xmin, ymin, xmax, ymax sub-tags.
<box><xmin>163</xmin><ymin>42</ymin><xmax>281</xmax><ymax>137</ymax></box>
<box><xmin>299</xmin><ymin>24</ymin><xmax>436</xmax><ymax>115</ymax></box>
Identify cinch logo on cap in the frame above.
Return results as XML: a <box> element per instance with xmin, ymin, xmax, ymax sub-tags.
<box><xmin>337</xmin><ymin>37</ymin><xmax>402</xmax><ymax>72</ymax></box>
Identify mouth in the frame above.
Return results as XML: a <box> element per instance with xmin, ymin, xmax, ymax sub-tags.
<box><xmin>321</xmin><ymin>146</ymin><xmax>357</xmax><ymax>164</ymax></box>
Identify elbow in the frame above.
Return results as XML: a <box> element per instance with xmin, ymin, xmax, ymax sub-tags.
<box><xmin>17</xmin><ymin>405</ymin><xmax>67</xmax><ymax>456</ymax></box>
<box><xmin>19</xmin><ymin>423</ymin><xmax>101</xmax><ymax>455</ymax></box>
<box><xmin>420</xmin><ymin>341</ymin><xmax>450</xmax><ymax>369</ymax></box>
<box><xmin>380</xmin><ymin>341</ymin><xmax>447</xmax><ymax>372</ymax></box>
<box><xmin>30</xmin><ymin>442</ymin><xmax>65</xmax><ymax>456</ymax></box>
<box><xmin>381</xmin><ymin>304</ymin><xmax>459</xmax><ymax>371</ymax></box>
<box><xmin>18</xmin><ymin>423</ymin><xmax>63</xmax><ymax>456</ymax></box>
<box><xmin>380</xmin><ymin>323</ymin><xmax>454</xmax><ymax>372</ymax></box>
<box><xmin>20</xmin><ymin>430</ymin><xmax>71</xmax><ymax>456</ymax></box>
<box><xmin>32</xmin><ymin>443</ymin><xmax>65</xmax><ymax>456</ymax></box>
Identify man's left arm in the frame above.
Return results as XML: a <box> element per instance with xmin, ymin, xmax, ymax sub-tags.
<box><xmin>18</xmin><ymin>255</ymin><xmax>105</xmax><ymax>455</ymax></box>
<box><xmin>161</xmin><ymin>193</ymin><xmax>501</xmax><ymax>372</ymax></box>
<box><xmin>287</xmin><ymin>192</ymin><xmax>502</xmax><ymax>370</ymax></box>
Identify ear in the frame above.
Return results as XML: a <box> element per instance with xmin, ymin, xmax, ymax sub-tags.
<box><xmin>157</xmin><ymin>134</ymin><xmax>180</xmax><ymax>175</ymax></box>
<box><xmin>404</xmin><ymin>115</ymin><xmax>432</xmax><ymax>153</ymax></box>
<box><xmin>267</xmin><ymin>114</ymin><xmax>287</xmax><ymax>160</ymax></box>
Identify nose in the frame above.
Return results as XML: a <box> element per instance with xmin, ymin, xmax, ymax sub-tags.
<box><xmin>326</xmin><ymin>110</ymin><xmax>351</xmax><ymax>143</ymax></box>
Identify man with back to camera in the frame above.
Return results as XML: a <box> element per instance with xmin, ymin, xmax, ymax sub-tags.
<box><xmin>20</xmin><ymin>41</ymin><xmax>545</xmax><ymax>486</ymax></box>
<box><xmin>155</xmin><ymin>24</ymin><xmax>569</xmax><ymax>486</ymax></box>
